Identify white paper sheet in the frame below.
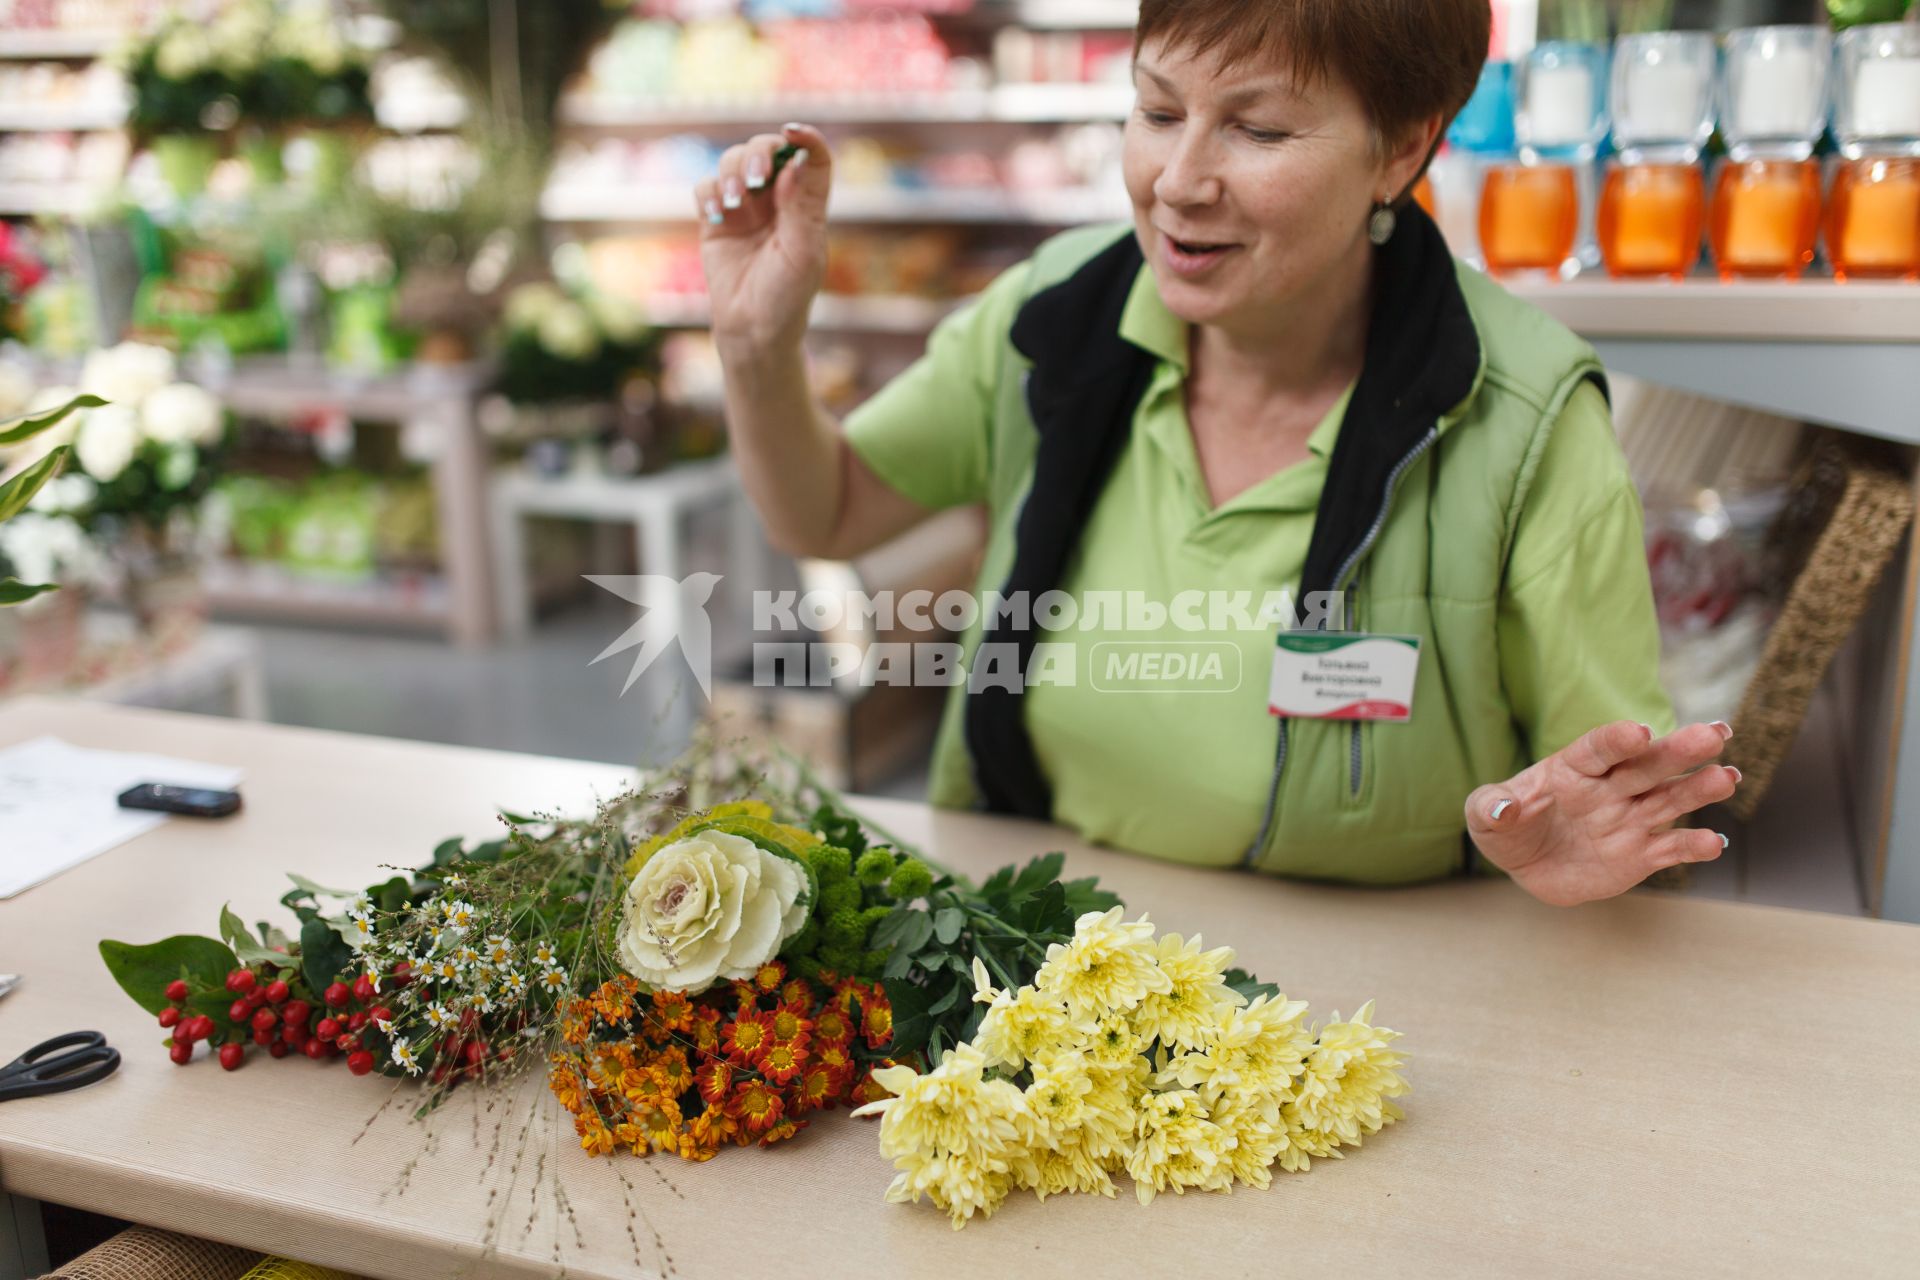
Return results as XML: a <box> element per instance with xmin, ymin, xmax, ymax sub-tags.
<box><xmin>0</xmin><ymin>736</ymin><xmax>244</xmax><ymax>899</ymax></box>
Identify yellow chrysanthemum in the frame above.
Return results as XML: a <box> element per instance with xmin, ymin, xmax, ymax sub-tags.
<box><xmin>970</xmin><ymin>958</ymin><xmax>1077</xmax><ymax>1071</ymax></box>
<box><xmin>1286</xmin><ymin>1001</ymin><xmax>1409</xmax><ymax>1151</ymax></box>
<box><xmin>853</xmin><ymin>1044</ymin><xmax>1030</xmax><ymax>1228</ymax></box>
<box><xmin>1207</xmin><ymin>1093</ymin><xmax>1288</xmax><ymax>1190</ymax></box>
<box><xmin>1035</xmin><ymin>908</ymin><xmax>1170</xmax><ymax>1024</ymax></box>
<box><xmin>1128</xmin><ymin>932</ymin><xmax>1244</xmax><ymax>1051</ymax></box>
<box><xmin>1021</xmin><ymin>1049</ymin><xmax>1093</xmax><ymax>1138</ymax></box>
<box><xmin>1160</xmin><ymin>992</ymin><xmax>1312</xmax><ymax>1100</ymax></box>
<box><xmin>1125</xmin><ymin>1087</ymin><xmax>1237</xmax><ymax>1204</ymax></box>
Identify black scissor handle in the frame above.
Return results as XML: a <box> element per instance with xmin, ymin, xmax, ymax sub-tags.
<box><xmin>0</xmin><ymin>1031</ymin><xmax>120</xmax><ymax>1101</ymax></box>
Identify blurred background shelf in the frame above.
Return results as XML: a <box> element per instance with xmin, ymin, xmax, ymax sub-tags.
<box><xmin>0</xmin><ymin>30</ymin><xmax>121</xmax><ymax>59</ymax></box>
<box><xmin>541</xmin><ymin>183</ymin><xmax>1127</xmax><ymax>224</ymax></box>
<box><xmin>562</xmin><ymin>82</ymin><xmax>1134</xmax><ymax>128</ymax></box>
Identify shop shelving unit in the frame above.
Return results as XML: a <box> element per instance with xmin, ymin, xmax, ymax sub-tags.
<box><xmin>1510</xmin><ymin>278</ymin><xmax>1920</xmax><ymax>922</ymax></box>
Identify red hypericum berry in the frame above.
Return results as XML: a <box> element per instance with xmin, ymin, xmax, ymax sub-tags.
<box><xmin>219</xmin><ymin>1044</ymin><xmax>245</xmax><ymax>1071</ymax></box>
<box><xmin>229</xmin><ymin>999</ymin><xmax>251</xmax><ymax>1022</ymax></box>
<box><xmin>303</xmin><ymin>1037</ymin><xmax>328</xmax><ymax>1060</ymax></box>
<box><xmin>187</xmin><ymin>1015</ymin><xmax>215</xmax><ymax>1042</ymax></box>
<box><xmin>252</xmin><ymin>1027</ymin><xmax>275</xmax><ymax>1047</ymax></box>
<box><xmin>348</xmin><ymin>1011</ymin><xmax>368</xmax><ymax>1032</ymax></box>
<box><xmin>352</xmin><ymin>975</ymin><xmax>376</xmax><ymax>1003</ymax></box>
<box><xmin>158</xmin><ymin>1007</ymin><xmax>181</xmax><ymax>1029</ymax></box>
<box><xmin>268</xmin><ymin>1040</ymin><xmax>290</xmax><ymax>1059</ymax></box>
<box><xmin>347</xmin><ymin>1050</ymin><xmax>374</xmax><ymax>1076</ymax></box>
<box><xmin>429</xmin><ymin>1063</ymin><xmax>449</xmax><ymax>1085</ymax></box>
<box><xmin>391</xmin><ymin>962</ymin><xmax>412</xmax><ymax>987</ymax></box>
<box><xmin>283</xmin><ymin>1000</ymin><xmax>310</xmax><ymax>1026</ymax></box>
<box><xmin>169</xmin><ymin>1040</ymin><xmax>194</xmax><ymax>1065</ymax></box>
<box><xmin>224</xmin><ymin>970</ymin><xmax>244</xmax><ymax>994</ymax></box>
<box><xmin>264</xmin><ymin>979</ymin><xmax>290</xmax><ymax>1004</ymax></box>
<box><xmin>441</xmin><ymin>1038</ymin><xmax>465</xmax><ymax>1064</ymax></box>
<box><xmin>368</xmin><ymin>1005</ymin><xmax>393</xmax><ymax>1026</ymax></box>
<box><xmin>323</xmin><ymin>982</ymin><xmax>350</xmax><ymax>1009</ymax></box>
<box><xmin>463</xmin><ymin>1041</ymin><xmax>488</xmax><ymax>1067</ymax></box>
<box><xmin>251</xmin><ymin>1008</ymin><xmax>278</xmax><ymax>1032</ymax></box>
<box><xmin>244</xmin><ymin>990</ymin><xmax>268</xmax><ymax>1012</ymax></box>
<box><xmin>165</xmin><ymin>979</ymin><xmax>190</xmax><ymax>1003</ymax></box>
<box><xmin>231</xmin><ymin>970</ymin><xmax>257</xmax><ymax>995</ymax></box>
<box><xmin>314</xmin><ymin>1017</ymin><xmax>341</xmax><ymax>1041</ymax></box>
<box><xmin>338</xmin><ymin>1033</ymin><xmax>362</xmax><ymax>1053</ymax></box>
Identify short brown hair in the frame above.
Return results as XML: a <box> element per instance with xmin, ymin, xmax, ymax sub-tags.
<box><xmin>1135</xmin><ymin>0</ymin><xmax>1491</xmax><ymax>145</ymax></box>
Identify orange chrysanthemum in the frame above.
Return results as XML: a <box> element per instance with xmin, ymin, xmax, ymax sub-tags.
<box><xmin>651</xmin><ymin>1045</ymin><xmax>696</xmax><ymax>1097</ymax></box>
<box><xmin>695</xmin><ymin>1059</ymin><xmax>736</xmax><ymax>1108</ymax></box>
<box><xmin>758</xmin><ymin>1038</ymin><xmax>809</xmax><ymax>1086</ymax></box>
<box><xmin>580</xmin><ymin>1119</ymin><xmax>615</xmax><ymax>1157</ymax></box>
<box><xmin>613</xmin><ymin>1121</ymin><xmax>648</xmax><ymax>1157</ymax></box>
<box><xmin>793</xmin><ymin>1061</ymin><xmax>846</xmax><ymax>1114</ymax></box>
<box><xmin>759</xmin><ymin>1118</ymin><xmax>805</xmax><ymax>1148</ymax></box>
<box><xmin>768</xmin><ymin>1004</ymin><xmax>813</xmax><ymax>1046</ymax></box>
<box><xmin>618</xmin><ymin>1066</ymin><xmax>660</xmax><ymax>1102</ymax></box>
<box><xmin>814</xmin><ymin>1041</ymin><xmax>852</xmax><ymax>1074</ymax></box>
<box><xmin>779</xmin><ymin>978</ymin><xmax>812</xmax><ymax>1008</ymax></box>
<box><xmin>690</xmin><ymin>1006</ymin><xmax>722</xmax><ymax>1055</ymax></box>
<box><xmin>830</xmin><ymin>978</ymin><xmax>863</xmax><ymax>1014</ymax></box>
<box><xmin>849</xmin><ymin>1065</ymin><xmax>895</xmax><ymax>1108</ymax></box>
<box><xmin>810</xmin><ymin>1004</ymin><xmax>854</xmax><ymax>1046</ymax></box>
<box><xmin>549</xmin><ymin>1062</ymin><xmax>586</xmax><ymax>1110</ymax></box>
<box><xmin>649</xmin><ymin>989</ymin><xmax>695</xmax><ymax>1034</ymax></box>
<box><xmin>634</xmin><ymin>1095</ymin><xmax>683</xmax><ymax>1155</ymax></box>
<box><xmin>727</xmin><ymin>1079</ymin><xmax>786</xmax><ymax>1134</ymax></box>
<box><xmin>722</xmin><ymin>1010</ymin><xmax>773</xmax><ymax>1065</ymax></box>
<box><xmin>860</xmin><ymin>996</ymin><xmax>893</xmax><ymax>1050</ymax></box>
<box><xmin>689</xmin><ymin>1104</ymin><xmax>739</xmax><ymax>1151</ymax></box>
<box><xmin>592</xmin><ymin>978</ymin><xmax>639</xmax><ymax>1024</ymax></box>
<box><xmin>752</xmin><ymin>959</ymin><xmax>786</xmax><ymax>993</ymax></box>
<box><xmin>730</xmin><ymin>980</ymin><xmax>760</xmax><ymax>1012</ymax></box>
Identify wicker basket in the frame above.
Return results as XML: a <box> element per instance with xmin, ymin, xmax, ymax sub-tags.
<box><xmin>1723</xmin><ymin>435</ymin><xmax>1914</xmax><ymax>819</ymax></box>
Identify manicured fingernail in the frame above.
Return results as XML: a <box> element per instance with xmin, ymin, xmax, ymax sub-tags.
<box><xmin>703</xmin><ymin>198</ymin><xmax>723</xmax><ymax>225</ymax></box>
<box><xmin>721</xmin><ymin>177</ymin><xmax>743</xmax><ymax>209</ymax></box>
<box><xmin>1717</xmin><ymin>832</ymin><xmax>1729</xmax><ymax>849</ymax></box>
<box><xmin>1710</xmin><ymin>721</ymin><xmax>1733</xmax><ymax>740</ymax></box>
<box><xmin>1638</xmin><ymin>722</ymin><xmax>1654</xmax><ymax>739</ymax></box>
<box><xmin>790</xmin><ymin>149</ymin><xmax>809</xmax><ymax>170</ymax></box>
<box><xmin>782</xmin><ymin>121</ymin><xmax>805</xmax><ymax>135</ymax></box>
<box><xmin>1490</xmin><ymin>798</ymin><xmax>1512</xmax><ymax>821</ymax></box>
<box><xmin>1727</xmin><ymin>766</ymin><xmax>1743</xmax><ymax>783</ymax></box>
<box><xmin>745</xmin><ymin>156</ymin><xmax>768</xmax><ymax>190</ymax></box>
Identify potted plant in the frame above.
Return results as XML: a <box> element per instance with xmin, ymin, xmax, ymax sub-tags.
<box><xmin>123</xmin><ymin>12</ymin><xmax>246</xmax><ymax>199</ymax></box>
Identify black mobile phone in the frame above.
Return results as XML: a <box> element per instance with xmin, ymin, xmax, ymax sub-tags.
<box><xmin>116</xmin><ymin>783</ymin><xmax>243</xmax><ymax>818</ymax></box>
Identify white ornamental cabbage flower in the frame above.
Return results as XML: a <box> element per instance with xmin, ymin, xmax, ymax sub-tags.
<box><xmin>0</xmin><ymin>513</ymin><xmax>104</xmax><ymax>588</ymax></box>
<box><xmin>81</xmin><ymin>342</ymin><xmax>176</xmax><ymax>407</ymax></box>
<box><xmin>142</xmin><ymin>382</ymin><xmax>224</xmax><ymax>446</ymax></box>
<box><xmin>616</xmin><ymin>830</ymin><xmax>809</xmax><ymax>994</ymax></box>
<box><xmin>537</xmin><ymin>301</ymin><xmax>602</xmax><ymax>362</ymax></box>
<box><xmin>74</xmin><ymin>404</ymin><xmax>141</xmax><ymax>483</ymax></box>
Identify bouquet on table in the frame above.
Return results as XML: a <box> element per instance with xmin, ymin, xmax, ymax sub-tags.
<box><xmin>100</xmin><ymin>749</ymin><xmax>1409</xmax><ymax>1227</ymax></box>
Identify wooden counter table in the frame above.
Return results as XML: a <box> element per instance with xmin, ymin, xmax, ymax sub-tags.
<box><xmin>2</xmin><ymin>698</ymin><xmax>1917</xmax><ymax>1278</ymax></box>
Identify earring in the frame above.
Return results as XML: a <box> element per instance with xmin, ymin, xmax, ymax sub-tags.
<box><xmin>1368</xmin><ymin>201</ymin><xmax>1397</xmax><ymax>245</ymax></box>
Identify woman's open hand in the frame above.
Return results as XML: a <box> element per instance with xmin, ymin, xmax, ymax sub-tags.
<box><xmin>1465</xmin><ymin>720</ymin><xmax>1738</xmax><ymax>907</ymax></box>
<box><xmin>697</xmin><ymin>123</ymin><xmax>832</xmax><ymax>358</ymax></box>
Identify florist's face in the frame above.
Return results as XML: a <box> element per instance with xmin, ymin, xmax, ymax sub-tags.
<box><xmin>1123</xmin><ymin>37</ymin><xmax>1393</xmax><ymax>334</ymax></box>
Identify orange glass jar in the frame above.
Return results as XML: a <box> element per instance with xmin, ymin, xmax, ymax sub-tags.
<box><xmin>1597</xmin><ymin>163</ymin><xmax>1705</xmax><ymax>278</ymax></box>
<box><xmin>1825</xmin><ymin>157</ymin><xmax>1920</xmax><ymax>281</ymax></box>
<box><xmin>1412</xmin><ymin>174</ymin><xmax>1436</xmax><ymax>218</ymax></box>
<box><xmin>1478</xmin><ymin>164</ymin><xmax>1580</xmax><ymax>275</ymax></box>
<box><xmin>1709</xmin><ymin>158</ymin><xmax>1823</xmax><ymax>279</ymax></box>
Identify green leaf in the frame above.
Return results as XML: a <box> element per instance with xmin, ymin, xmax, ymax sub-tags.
<box><xmin>300</xmin><ymin>916</ymin><xmax>354</xmax><ymax>994</ymax></box>
<box><xmin>867</xmin><ymin>905</ymin><xmax>918</xmax><ymax>951</ymax></box>
<box><xmin>0</xmin><ymin>394</ymin><xmax>105</xmax><ymax>446</ymax></box>
<box><xmin>286</xmin><ymin>872</ymin><xmax>357</xmax><ymax>899</ymax></box>
<box><xmin>882</xmin><ymin>947</ymin><xmax>917</xmax><ymax>980</ymax></box>
<box><xmin>430</xmin><ymin>837</ymin><xmax>465</xmax><ymax>867</ymax></box>
<box><xmin>932</xmin><ymin>906</ymin><xmax>964</xmax><ymax>946</ymax></box>
<box><xmin>219</xmin><ymin>903</ymin><xmax>291</xmax><ymax>969</ymax></box>
<box><xmin>896</xmin><ymin>909</ymin><xmax>934</xmax><ymax>955</ymax></box>
<box><xmin>1061</xmin><ymin>874</ymin><xmax>1122</xmax><ymax>917</ymax></box>
<box><xmin>1224</xmin><ymin>968</ymin><xmax>1281</xmax><ymax>1004</ymax></box>
<box><xmin>99</xmin><ymin>934</ymin><xmax>239</xmax><ymax>1017</ymax></box>
<box><xmin>926</xmin><ymin>1026</ymin><xmax>945</xmax><ymax>1064</ymax></box>
<box><xmin>927</xmin><ymin>980</ymin><xmax>965</xmax><ymax>1017</ymax></box>
<box><xmin>373</xmin><ymin>875</ymin><xmax>410</xmax><ymax>913</ymax></box>
<box><xmin>0</xmin><ymin>578</ymin><xmax>58</xmax><ymax>606</ymax></box>
<box><xmin>0</xmin><ymin>446</ymin><xmax>70</xmax><ymax>524</ymax></box>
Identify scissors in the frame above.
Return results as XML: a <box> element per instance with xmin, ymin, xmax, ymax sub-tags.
<box><xmin>0</xmin><ymin>1031</ymin><xmax>121</xmax><ymax>1103</ymax></box>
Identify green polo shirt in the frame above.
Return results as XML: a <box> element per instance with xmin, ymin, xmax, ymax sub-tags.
<box><xmin>844</xmin><ymin>256</ymin><xmax>1672</xmax><ymax>866</ymax></box>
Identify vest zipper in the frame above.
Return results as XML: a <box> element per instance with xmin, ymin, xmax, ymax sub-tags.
<box><xmin>1241</xmin><ymin>425</ymin><xmax>1441</xmax><ymax>868</ymax></box>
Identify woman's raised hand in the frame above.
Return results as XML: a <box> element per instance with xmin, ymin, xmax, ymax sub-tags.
<box><xmin>696</xmin><ymin>123</ymin><xmax>832</xmax><ymax>358</ymax></box>
<box><xmin>1465</xmin><ymin>720</ymin><xmax>1739</xmax><ymax>907</ymax></box>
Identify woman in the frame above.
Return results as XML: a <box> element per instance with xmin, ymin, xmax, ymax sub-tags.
<box><xmin>696</xmin><ymin>0</ymin><xmax>1738</xmax><ymax>908</ymax></box>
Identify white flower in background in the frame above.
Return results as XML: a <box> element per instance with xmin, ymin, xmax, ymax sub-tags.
<box><xmin>73</xmin><ymin>404</ymin><xmax>141</xmax><ymax>484</ymax></box>
<box><xmin>81</xmin><ymin>343</ymin><xmax>176</xmax><ymax>407</ymax></box>
<box><xmin>142</xmin><ymin>382</ymin><xmax>224</xmax><ymax>446</ymax></box>
<box><xmin>8</xmin><ymin>387</ymin><xmax>83</xmax><ymax>468</ymax></box>
<box><xmin>208</xmin><ymin>0</ymin><xmax>270</xmax><ymax>77</ymax></box>
<box><xmin>0</xmin><ymin>363</ymin><xmax>33</xmax><ymax>420</ymax></box>
<box><xmin>615</xmin><ymin>830</ymin><xmax>809</xmax><ymax>994</ymax></box>
<box><xmin>504</xmin><ymin>283</ymin><xmax>565</xmax><ymax>332</ymax></box>
<box><xmin>588</xmin><ymin>292</ymin><xmax>647</xmax><ymax>346</ymax></box>
<box><xmin>273</xmin><ymin>1</ymin><xmax>349</xmax><ymax>76</ymax></box>
<box><xmin>26</xmin><ymin>473</ymin><xmax>97</xmax><ymax>515</ymax></box>
<box><xmin>0</xmin><ymin>513</ymin><xmax>105</xmax><ymax>589</ymax></box>
<box><xmin>537</xmin><ymin>301</ymin><xmax>601</xmax><ymax>362</ymax></box>
<box><xmin>154</xmin><ymin>27</ymin><xmax>214</xmax><ymax>81</ymax></box>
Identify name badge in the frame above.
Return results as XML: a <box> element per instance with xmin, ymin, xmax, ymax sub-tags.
<box><xmin>1268</xmin><ymin>632</ymin><xmax>1421</xmax><ymax>722</ymax></box>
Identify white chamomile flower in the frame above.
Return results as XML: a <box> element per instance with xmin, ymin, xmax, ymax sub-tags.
<box><xmin>431</xmin><ymin>958</ymin><xmax>461</xmax><ymax>984</ymax></box>
<box><xmin>540</xmin><ymin>967</ymin><xmax>569</xmax><ymax>994</ymax></box>
<box><xmin>347</xmin><ymin>916</ymin><xmax>375</xmax><ymax>950</ymax></box>
<box><xmin>348</xmin><ymin>895</ymin><xmax>372</xmax><ymax>918</ymax></box>
<box><xmin>469</xmin><ymin>990</ymin><xmax>494</xmax><ymax>1014</ymax></box>
<box><xmin>443</xmin><ymin>873</ymin><xmax>466</xmax><ymax>889</ymax></box>
<box><xmin>391</xmin><ymin>1037</ymin><xmax>421</xmax><ymax>1075</ymax></box>
<box><xmin>485</xmin><ymin>936</ymin><xmax>514</xmax><ymax>967</ymax></box>
<box><xmin>425</xmin><ymin>1001</ymin><xmax>453</xmax><ymax>1030</ymax></box>
<box><xmin>500</xmin><ymin>970</ymin><xmax>528</xmax><ymax>997</ymax></box>
<box><xmin>455</xmin><ymin>944</ymin><xmax>482</xmax><ymax>969</ymax></box>
<box><xmin>374</xmin><ymin>1014</ymin><xmax>394</xmax><ymax>1035</ymax></box>
<box><xmin>534</xmin><ymin>942</ymin><xmax>557</xmax><ymax>968</ymax></box>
